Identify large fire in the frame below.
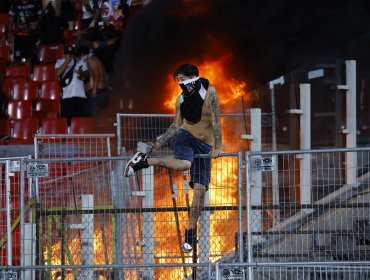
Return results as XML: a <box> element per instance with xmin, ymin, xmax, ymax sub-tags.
<box><xmin>157</xmin><ymin>55</ymin><xmax>249</xmax><ymax>278</ymax></box>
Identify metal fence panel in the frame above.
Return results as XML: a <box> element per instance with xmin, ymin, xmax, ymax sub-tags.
<box><xmin>34</xmin><ymin>134</ymin><xmax>114</xmax><ymax>159</ymax></box>
<box><xmin>116</xmin><ymin>113</ymin><xmax>256</xmax><ymax>156</ymax></box>
<box><xmin>13</xmin><ymin>152</ymin><xmax>242</xmax><ymax>279</ymax></box>
<box><xmin>0</xmin><ymin>157</ymin><xmax>29</xmax><ymax>268</ymax></box>
<box><xmin>245</xmin><ymin>148</ymin><xmax>370</xmax><ymax>267</ymax></box>
<box><xmin>215</xmin><ymin>262</ymin><xmax>370</xmax><ymax>280</ymax></box>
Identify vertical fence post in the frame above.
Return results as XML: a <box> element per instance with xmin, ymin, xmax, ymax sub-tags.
<box><xmin>81</xmin><ymin>194</ymin><xmax>95</xmax><ymax>279</ymax></box>
<box><xmin>249</xmin><ymin>109</ymin><xmax>263</xmax><ymax>243</ymax></box>
<box><xmin>245</xmin><ymin>152</ymin><xmax>254</xmax><ymax>280</ymax></box>
<box><xmin>237</xmin><ymin>151</ymin><xmax>244</xmax><ymax>263</ymax></box>
<box><xmin>116</xmin><ymin>113</ymin><xmax>122</xmax><ymax>154</ymax></box>
<box><xmin>215</xmin><ymin>262</ymin><xmax>220</xmax><ymax>280</ymax></box>
<box><xmin>20</xmin><ymin>158</ymin><xmax>25</xmax><ymax>279</ymax></box>
<box><xmin>112</xmin><ymin>159</ymin><xmax>124</xmax><ymax>279</ymax></box>
<box><xmin>142</xmin><ymin>167</ymin><xmax>154</xmax><ymax>279</ymax></box>
<box><xmin>5</xmin><ymin>161</ymin><xmax>12</xmax><ymax>266</ymax></box>
<box><xmin>199</xmin><ymin>190</ymin><xmax>210</xmax><ymax>264</ymax></box>
<box><xmin>345</xmin><ymin>60</ymin><xmax>357</xmax><ymax>185</ymax></box>
<box><xmin>299</xmin><ymin>84</ymin><xmax>312</xmax><ymax>205</ymax></box>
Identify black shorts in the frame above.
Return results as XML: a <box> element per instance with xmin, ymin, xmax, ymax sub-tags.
<box><xmin>173</xmin><ymin>129</ymin><xmax>212</xmax><ymax>189</ymax></box>
<box><xmin>61</xmin><ymin>97</ymin><xmax>90</xmax><ymax>124</ymax></box>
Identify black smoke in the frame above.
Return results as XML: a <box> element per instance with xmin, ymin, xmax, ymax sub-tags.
<box><xmin>111</xmin><ymin>0</ymin><xmax>370</xmax><ymax>113</ymax></box>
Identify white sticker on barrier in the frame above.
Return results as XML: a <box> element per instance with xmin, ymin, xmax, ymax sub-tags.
<box><xmin>9</xmin><ymin>161</ymin><xmax>20</xmax><ymax>172</ymax></box>
<box><xmin>27</xmin><ymin>162</ymin><xmax>49</xmax><ymax>178</ymax></box>
<box><xmin>252</xmin><ymin>156</ymin><xmax>275</xmax><ymax>171</ymax></box>
<box><xmin>221</xmin><ymin>268</ymin><xmax>245</xmax><ymax>279</ymax></box>
<box><xmin>0</xmin><ymin>271</ymin><xmax>17</xmax><ymax>280</ymax></box>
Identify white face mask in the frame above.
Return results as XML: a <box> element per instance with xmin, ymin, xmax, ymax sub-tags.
<box><xmin>179</xmin><ymin>77</ymin><xmax>200</xmax><ymax>96</ymax></box>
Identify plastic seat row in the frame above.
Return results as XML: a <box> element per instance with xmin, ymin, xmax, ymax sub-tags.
<box><xmin>3</xmin><ymin>63</ymin><xmax>57</xmax><ymax>81</ymax></box>
<box><xmin>2</xmin><ymin>80</ymin><xmax>61</xmax><ymax>101</ymax></box>
<box><xmin>0</xmin><ymin>43</ymin><xmax>64</xmax><ymax>64</ymax></box>
<box><xmin>0</xmin><ymin>117</ymin><xmax>97</xmax><ymax>144</ymax></box>
<box><xmin>6</xmin><ymin>99</ymin><xmax>60</xmax><ymax>120</ymax></box>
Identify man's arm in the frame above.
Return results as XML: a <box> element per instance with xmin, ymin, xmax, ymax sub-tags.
<box><xmin>55</xmin><ymin>56</ymin><xmax>72</xmax><ymax>78</ymax></box>
<box><xmin>76</xmin><ymin>60</ymin><xmax>90</xmax><ymax>82</ymax></box>
<box><xmin>209</xmin><ymin>86</ymin><xmax>222</xmax><ymax>158</ymax></box>
<box><xmin>29</xmin><ymin>3</ymin><xmax>43</xmax><ymax>30</ymax></box>
<box><xmin>88</xmin><ymin>56</ymin><xmax>100</xmax><ymax>97</ymax></box>
<box><xmin>153</xmin><ymin>95</ymin><xmax>183</xmax><ymax>150</ymax></box>
<box><xmin>7</xmin><ymin>16</ymin><xmax>13</xmax><ymax>41</ymax></box>
<box><xmin>82</xmin><ymin>0</ymin><xmax>94</xmax><ymax>13</ymax></box>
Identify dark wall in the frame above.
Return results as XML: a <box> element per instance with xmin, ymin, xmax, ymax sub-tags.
<box><xmin>111</xmin><ymin>0</ymin><xmax>370</xmax><ymax>113</ymax></box>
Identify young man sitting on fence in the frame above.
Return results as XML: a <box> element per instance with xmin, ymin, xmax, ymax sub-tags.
<box><xmin>124</xmin><ymin>63</ymin><xmax>223</xmax><ymax>253</ymax></box>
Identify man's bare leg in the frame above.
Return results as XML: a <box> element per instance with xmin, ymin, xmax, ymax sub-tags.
<box><xmin>188</xmin><ymin>183</ymin><xmax>207</xmax><ymax>229</ymax></box>
<box><xmin>148</xmin><ymin>157</ymin><xmax>191</xmax><ymax>171</ymax></box>
<box><xmin>182</xmin><ymin>183</ymin><xmax>207</xmax><ymax>252</ymax></box>
<box><xmin>125</xmin><ymin>153</ymin><xmax>192</xmax><ymax>177</ymax></box>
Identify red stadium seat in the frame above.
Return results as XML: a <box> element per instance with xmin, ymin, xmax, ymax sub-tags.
<box><xmin>34</xmin><ymin>98</ymin><xmax>60</xmax><ymax>120</ymax></box>
<box><xmin>32</xmin><ymin>111</ymin><xmax>59</xmax><ymax>120</ymax></box>
<box><xmin>0</xmin><ymin>58</ymin><xmax>7</xmax><ymax>75</ymax></box>
<box><xmin>41</xmin><ymin>118</ymin><xmax>68</xmax><ymax>134</ymax></box>
<box><xmin>70</xmin><ymin>117</ymin><xmax>97</xmax><ymax>134</ymax></box>
<box><xmin>0</xmin><ymin>22</ymin><xmax>6</xmax><ymax>41</ymax></box>
<box><xmin>5</xmin><ymin>64</ymin><xmax>31</xmax><ymax>78</ymax></box>
<box><xmin>35</xmin><ymin>99</ymin><xmax>60</xmax><ymax>113</ymax></box>
<box><xmin>7</xmin><ymin>100</ymin><xmax>33</xmax><ymax>120</ymax></box>
<box><xmin>0</xmin><ymin>45</ymin><xmax>10</xmax><ymax>64</ymax></box>
<box><xmin>39</xmin><ymin>81</ymin><xmax>61</xmax><ymax>100</ymax></box>
<box><xmin>7</xmin><ymin>118</ymin><xmax>39</xmax><ymax>144</ymax></box>
<box><xmin>0</xmin><ymin>13</ymin><xmax>10</xmax><ymax>25</ymax></box>
<box><xmin>32</xmin><ymin>64</ymin><xmax>57</xmax><ymax>82</ymax></box>
<box><xmin>0</xmin><ymin>119</ymin><xmax>11</xmax><ymax>142</ymax></box>
<box><xmin>74</xmin><ymin>1</ymin><xmax>83</xmax><ymax>30</ymax></box>
<box><xmin>11</xmin><ymin>80</ymin><xmax>39</xmax><ymax>100</ymax></box>
<box><xmin>38</xmin><ymin>44</ymin><xmax>64</xmax><ymax>64</ymax></box>
<box><xmin>63</xmin><ymin>29</ymin><xmax>81</xmax><ymax>46</ymax></box>
<box><xmin>1</xmin><ymin>77</ymin><xmax>28</xmax><ymax>101</ymax></box>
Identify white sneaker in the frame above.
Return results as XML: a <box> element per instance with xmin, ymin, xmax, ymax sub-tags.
<box><xmin>181</xmin><ymin>242</ymin><xmax>193</xmax><ymax>253</ymax></box>
<box><xmin>124</xmin><ymin>152</ymin><xmax>148</xmax><ymax>177</ymax></box>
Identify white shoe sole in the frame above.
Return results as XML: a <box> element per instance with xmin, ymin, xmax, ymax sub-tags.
<box><xmin>181</xmin><ymin>243</ymin><xmax>193</xmax><ymax>253</ymax></box>
<box><xmin>124</xmin><ymin>152</ymin><xmax>143</xmax><ymax>177</ymax></box>
<box><xmin>124</xmin><ymin>165</ymin><xmax>134</xmax><ymax>177</ymax></box>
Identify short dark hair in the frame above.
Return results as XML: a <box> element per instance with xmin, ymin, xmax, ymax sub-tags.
<box><xmin>64</xmin><ymin>45</ymin><xmax>76</xmax><ymax>55</ymax></box>
<box><xmin>76</xmin><ymin>46</ymin><xmax>90</xmax><ymax>57</ymax></box>
<box><xmin>173</xmin><ymin>64</ymin><xmax>199</xmax><ymax>79</ymax></box>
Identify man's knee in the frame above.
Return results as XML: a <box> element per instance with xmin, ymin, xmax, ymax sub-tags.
<box><xmin>193</xmin><ymin>183</ymin><xmax>207</xmax><ymax>192</ymax></box>
<box><xmin>177</xmin><ymin>160</ymin><xmax>191</xmax><ymax>171</ymax></box>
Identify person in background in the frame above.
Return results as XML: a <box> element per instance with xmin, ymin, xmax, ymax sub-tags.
<box><xmin>78</xmin><ymin>45</ymin><xmax>110</xmax><ymax>116</ymax></box>
<box><xmin>124</xmin><ymin>63</ymin><xmax>223</xmax><ymax>253</ymax></box>
<box><xmin>61</xmin><ymin>0</ymin><xmax>75</xmax><ymax>30</ymax></box>
<box><xmin>92</xmin><ymin>23</ymin><xmax>120</xmax><ymax>76</ymax></box>
<box><xmin>55</xmin><ymin>45</ymin><xmax>90</xmax><ymax>124</ymax></box>
<box><xmin>39</xmin><ymin>0</ymin><xmax>64</xmax><ymax>45</ymax></box>
<box><xmin>81</xmin><ymin>0</ymin><xmax>101</xmax><ymax>30</ymax></box>
<box><xmin>8</xmin><ymin>0</ymin><xmax>43</xmax><ymax>64</ymax></box>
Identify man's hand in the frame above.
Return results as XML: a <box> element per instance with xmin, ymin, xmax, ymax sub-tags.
<box><xmin>76</xmin><ymin>66</ymin><xmax>85</xmax><ymax>80</ymax></box>
<box><xmin>146</xmin><ymin>141</ymin><xmax>161</xmax><ymax>153</ymax></box>
<box><xmin>65</xmin><ymin>54</ymin><xmax>72</xmax><ymax>63</ymax></box>
<box><xmin>211</xmin><ymin>147</ymin><xmax>222</xmax><ymax>159</ymax></box>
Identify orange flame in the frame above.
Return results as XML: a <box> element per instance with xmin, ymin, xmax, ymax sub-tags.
<box><xmin>163</xmin><ymin>54</ymin><xmax>247</xmax><ymax>112</ymax></box>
